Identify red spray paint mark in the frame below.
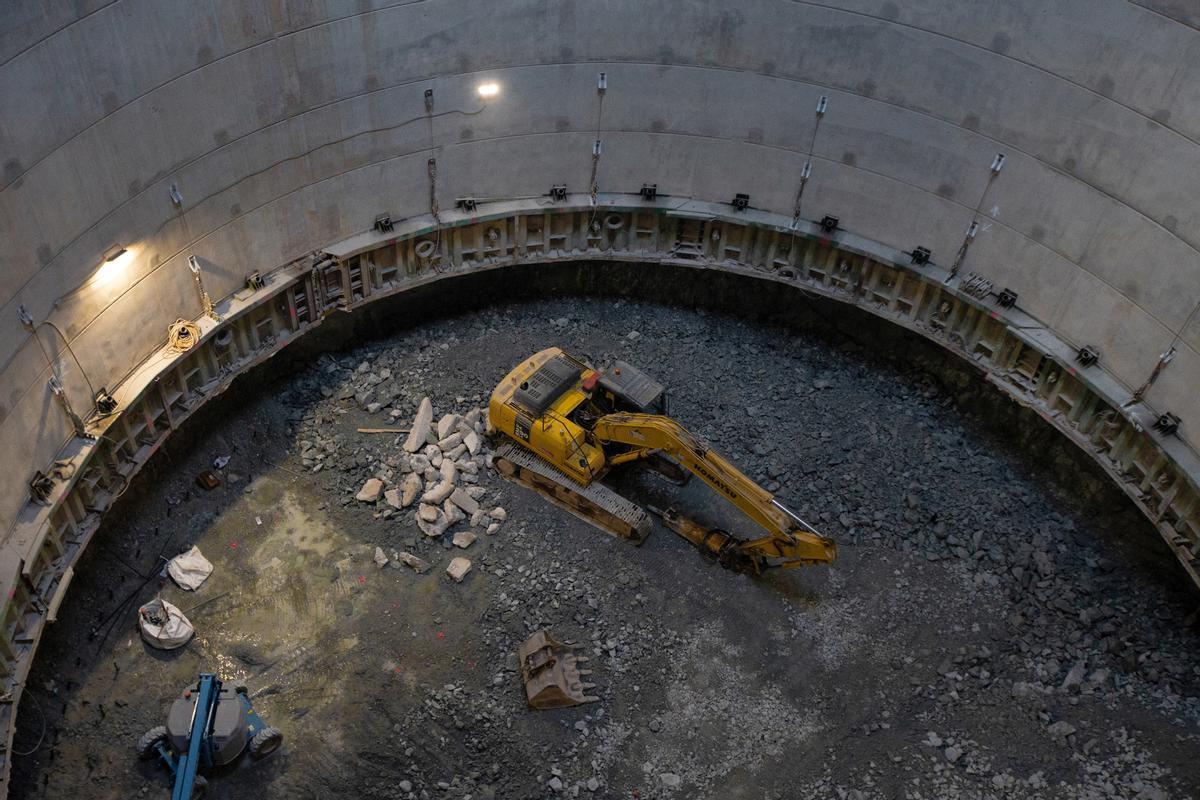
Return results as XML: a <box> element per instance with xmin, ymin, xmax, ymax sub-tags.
<box><xmin>436</xmin><ymin>631</ymin><xmax>445</xmax><ymax>640</ymax></box>
<box><xmin>357</xmin><ymin>575</ymin><xmax>366</xmax><ymax>585</ymax></box>
<box><xmin>229</xmin><ymin>541</ymin><xmax>238</xmax><ymax>550</ymax></box>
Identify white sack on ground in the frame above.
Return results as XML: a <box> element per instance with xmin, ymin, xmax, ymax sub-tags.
<box><xmin>167</xmin><ymin>545</ymin><xmax>214</xmax><ymax>590</ymax></box>
<box><xmin>138</xmin><ymin>598</ymin><xmax>194</xmax><ymax>650</ymax></box>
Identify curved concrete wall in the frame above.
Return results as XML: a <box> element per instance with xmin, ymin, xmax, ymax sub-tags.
<box><xmin>3</xmin><ymin>0</ymin><xmax>1200</xmax><ymax>536</ymax></box>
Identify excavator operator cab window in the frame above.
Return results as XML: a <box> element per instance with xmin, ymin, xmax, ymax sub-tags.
<box><xmin>598</xmin><ymin>361</ymin><xmax>668</xmax><ymax>415</ymax></box>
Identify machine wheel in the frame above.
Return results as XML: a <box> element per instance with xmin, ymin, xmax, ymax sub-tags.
<box><xmin>136</xmin><ymin>725</ymin><xmax>169</xmax><ymax>759</ymax></box>
<box><xmin>190</xmin><ymin>774</ymin><xmax>207</xmax><ymax>799</ymax></box>
<box><xmin>248</xmin><ymin>726</ymin><xmax>283</xmax><ymax>759</ymax></box>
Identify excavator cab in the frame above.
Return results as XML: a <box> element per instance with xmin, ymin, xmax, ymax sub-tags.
<box><xmin>592</xmin><ymin>360</ymin><xmax>668</xmax><ymax>416</ymax></box>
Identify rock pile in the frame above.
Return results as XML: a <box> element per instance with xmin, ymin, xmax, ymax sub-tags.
<box><xmin>348</xmin><ymin>399</ymin><xmax>507</xmax><ymax>568</ymax></box>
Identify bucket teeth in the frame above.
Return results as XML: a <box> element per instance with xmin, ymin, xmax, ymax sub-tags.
<box><xmin>517</xmin><ymin>629</ymin><xmax>601</xmax><ymax>710</ymax></box>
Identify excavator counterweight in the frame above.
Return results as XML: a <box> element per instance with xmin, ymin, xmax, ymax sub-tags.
<box><xmin>488</xmin><ymin>347</ymin><xmax>836</xmax><ymax>572</ymax></box>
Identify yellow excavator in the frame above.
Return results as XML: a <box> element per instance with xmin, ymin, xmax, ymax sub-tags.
<box><xmin>487</xmin><ymin>347</ymin><xmax>836</xmax><ymax>574</ymax></box>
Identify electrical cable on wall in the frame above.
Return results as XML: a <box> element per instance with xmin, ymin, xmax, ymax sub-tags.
<box><xmin>587</xmin><ymin>73</ymin><xmax>608</xmax><ymax>231</ymax></box>
<box><xmin>166</xmin><ymin>319</ymin><xmax>201</xmax><ymax>353</ymax></box>
<box><xmin>947</xmin><ymin>153</ymin><xmax>1005</xmax><ymax>282</ymax></box>
<box><xmin>793</xmin><ymin>94</ymin><xmax>828</xmax><ymax>229</ymax></box>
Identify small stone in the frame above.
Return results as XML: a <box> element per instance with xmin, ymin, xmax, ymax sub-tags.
<box><xmin>383</xmin><ymin>488</ymin><xmax>403</xmax><ymax>509</ymax></box>
<box><xmin>418</xmin><ymin>504</ymin><xmax>439</xmax><ymax>523</ymax></box>
<box><xmin>442</xmin><ymin>501</ymin><xmax>466</xmax><ymax>527</ymax></box>
<box><xmin>486</xmin><ymin>522</ymin><xmax>501</xmax><ymax>535</ymax></box>
<box><xmin>452</xmin><ymin>531</ymin><xmax>477</xmax><ymax>549</ymax></box>
<box><xmin>422</xmin><ymin>480</ymin><xmax>455</xmax><ymax>505</ymax></box>
<box><xmin>944</xmin><ymin>745</ymin><xmax>963</xmax><ymax>763</ymax></box>
<box><xmin>373</xmin><ymin>546</ymin><xmax>388</xmax><ymax>568</ymax></box>
<box><xmin>489</xmin><ymin>507</ymin><xmax>507</xmax><ymax>521</ymax></box>
<box><xmin>356</xmin><ymin>478</ymin><xmax>384</xmax><ymax>503</ymax></box>
<box><xmin>1061</xmin><ymin>660</ymin><xmax>1087</xmax><ymax>692</ymax></box>
<box><xmin>400</xmin><ymin>473</ymin><xmax>422</xmax><ymax>507</ymax></box>
<box><xmin>659</xmin><ymin>773</ymin><xmax>680</xmax><ymax>788</ymax></box>
<box><xmin>586</xmin><ymin>777</ymin><xmax>600</xmax><ymax>792</ymax></box>
<box><xmin>438</xmin><ymin>432</ymin><xmax>464</xmax><ymax>451</ymax></box>
<box><xmin>397</xmin><ymin>552</ymin><xmax>431</xmax><ymax>574</ymax></box>
<box><xmin>1046</xmin><ymin>720</ymin><xmax>1076</xmax><ymax>740</ymax></box>
<box><xmin>450</xmin><ymin>487</ymin><xmax>480</xmax><ymax>515</ymax></box>
<box><xmin>403</xmin><ymin>398</ymin><xmax>433</xmax><ymax>453</ymax></box>
<box><xmin>1011</xmin><ymin>682</ymin><xmax>1035</xmax><ymax>699</ymax></box>
<box><xmin>446</xmin><ymin>557</ymin><xmax>471</xmax><ymax>582</ymax></box>
<box><xmin>464</xmin><ymin>431</ymin><xmax>482</xmax><ymax>455</ymax></box>
<box><xmin>424</xmin><ymin>444</ymin><xmax>443</xmax><ymax>467</ymax></box>
<box><xmin>398</xmin><ymin>779</ymin><xmax>413</xmax><ymax>793</ymax></box>
<box><xmin>548</xmin><ymin>777</ymin><xmax>563</xmax><ymax>792</ymax></box>
<box><xmin>437</xmin><ymin>413</ymin><xmax>462</xmax><ymax>440</ymax></box>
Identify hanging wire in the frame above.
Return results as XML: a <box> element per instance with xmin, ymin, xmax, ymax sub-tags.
<box><xmin>11</xmin><ymin>687</ymin><xmax>46</xmax><ymax>757</ymax></box>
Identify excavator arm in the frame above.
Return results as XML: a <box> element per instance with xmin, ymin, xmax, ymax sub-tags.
<box><xmin>589</xmin><ymin>413</ymin><xmax>836</xmax><ymax>573</ymax></box>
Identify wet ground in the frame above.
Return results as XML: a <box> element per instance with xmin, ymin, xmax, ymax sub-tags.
<box><xmin>10</xmin><ymin>289</ymin><xmax>1200</xmax><ymax>799</ymax></box>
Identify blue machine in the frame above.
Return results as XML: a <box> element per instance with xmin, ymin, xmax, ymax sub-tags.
<box><xmin>138</xmin><ymin>673</ymin><xmax>282</xmax><ymax>800</ymax></box>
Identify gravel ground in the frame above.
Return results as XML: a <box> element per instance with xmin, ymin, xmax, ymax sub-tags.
<box><xmin>10</xmin><ymin>291</ymin><xmax>1200</xmax><ymax>800</ymax></box>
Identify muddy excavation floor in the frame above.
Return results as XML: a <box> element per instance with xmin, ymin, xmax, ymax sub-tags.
<box><xmin>10</xmin><ymin>292</ymin><xmax>1200</xmax><ymax>800</ymax></box>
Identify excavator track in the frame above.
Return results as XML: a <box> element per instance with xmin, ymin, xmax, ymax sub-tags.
<box><xmin>493</xmin><ymin>442</ymin><xmax>652</xmax><ymax>543</ymax></box>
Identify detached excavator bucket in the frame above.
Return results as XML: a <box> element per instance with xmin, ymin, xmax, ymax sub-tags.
<box><xmin>517</xmin><ymin>630</ymin><xmax>598</xmax><ymax>709</ymax></box>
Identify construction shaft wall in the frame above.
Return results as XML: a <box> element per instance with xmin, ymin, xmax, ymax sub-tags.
<box><xmin>1</xmin><ymin>1</ymin><xmax>1200</xmax><ymax>792</ymax></box>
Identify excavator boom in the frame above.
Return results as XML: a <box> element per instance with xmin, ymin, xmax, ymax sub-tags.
<box><xmin>591</xmin><ymin>413</ymin><xmax>836</xmax><ymax>571</ymax></box>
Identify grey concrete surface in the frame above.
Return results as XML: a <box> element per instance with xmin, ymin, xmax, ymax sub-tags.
<box><xmin>1</xmin><ymin>0</ymin><xmax>1199</xmax><ymax>536</ymax></box>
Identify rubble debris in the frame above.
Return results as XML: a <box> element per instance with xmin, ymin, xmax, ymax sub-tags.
<box><xmin>400</xmin><ymin>473</ymin><xmax>422</xmax><ymax>507</ymax></box>
<box><xmin>437</xmin><ymin>413</ymin><xmax>462</xmax><ymax>439</ymax></box>
<box><xmin>373</xmin><ymin>546</ymin><xmax>389</xmax><ymax>567</ymax></box>
<box><xmin>356</xmin><ymin>478</ymin><xmax>384</xmax><ymax>503</ymax></box>
<box><xmin>403</xmin><ymin>397</ymin><xmax>433</xmax><ymax>453</ymax></box>
<box><xmin>396</xmin><ymin>551</ymin><xmax>431</xmax><ymax>574</ymax></box>
<box><xmin>449</xmin><ymin>487</ymin><xmax>480</xmax><ymax>515</ymax></box>
<box><xmin>166</xmin><ymin>546</ymin><xmax>214</xmax><ymax>591</ymax></box>
<box><xmin>517</xmin><ymin>629</ymin><xmax>598</xmax><ymax>709</ymax></box>
<box><xmin>442</xmin><ymin>501</ymin><xmax>466</xmax><ymax>527</ymax></box>
<box><xmin>446</xmin><ymin>557</ymin><xmax>472</xmax><ymax>582</ymax></box>
<box><xmin>383</xmin><ymin>487</ymin><xmax>403</xmax><ymax>509</ymax></box>
<box><xmin>421</xmin><ymin>474</ymin><xmax>455</xmax><ymax>505</ymax></box>
<box><xmin>452</xmin><ymin>530</ymin><xmax>477</xmax><ymax>549</ymax></box>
